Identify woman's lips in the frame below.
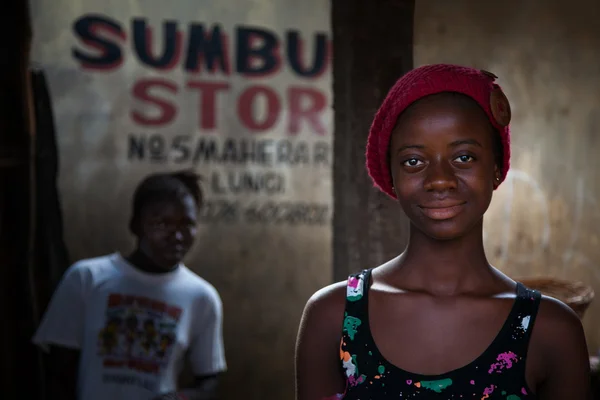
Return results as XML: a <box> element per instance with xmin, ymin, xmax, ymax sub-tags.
<box><xmin>419</xmin><ymin>203</ymin><xmax>466</xmax><ymax>220</ymax></box>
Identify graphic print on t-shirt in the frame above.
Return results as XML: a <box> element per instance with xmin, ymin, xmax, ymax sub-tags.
<box><xmin>98</xmin><ymin>293</ymin><xmax>182</xmax><ymax>375</ymax></box>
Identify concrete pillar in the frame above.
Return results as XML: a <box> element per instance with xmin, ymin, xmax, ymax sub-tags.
<box><xmin>332</xmin><ymin>0</ymin><xmax>414</xmax><ymax>281</ymax></box>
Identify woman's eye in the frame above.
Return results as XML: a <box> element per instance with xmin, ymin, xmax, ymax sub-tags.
<box><xmin>403</xmin><ymin>158</ymin><xmax>423</xmax><ymax>167</ymax></box>
<box><xmin>455</xmin><ymin>155</ymin><xmax>474</xmax><ymax>163</ymax></box>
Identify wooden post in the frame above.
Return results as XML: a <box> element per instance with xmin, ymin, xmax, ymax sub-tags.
<box><xmin>0</xmin><ymin>0</ymin><xmax>43</xmax><ymax>397</ymax></box>
<box><xmin>331</xmin><ymin>0</ymin><xmax>415</xmax><ymax>281</ymax></box>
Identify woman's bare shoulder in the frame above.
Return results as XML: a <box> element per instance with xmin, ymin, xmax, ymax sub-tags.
<box><xmin>534</xmin><ymin>294</ymin><xmax>586</xmax><ymax>346</ymax></box>
<box><xmin>301</xmin><ymin>280</ymin><xmax>348</xmax><ymax>327</ymax></box>
<box><xmin>296</xmin><ymin>280</ymin><xmax>350</xmax><ymax>400</ymax></box>
<box><xmin>528</xmin><ymin>295</ymin><xmax>591</xmax><ymax>396</ymax></box>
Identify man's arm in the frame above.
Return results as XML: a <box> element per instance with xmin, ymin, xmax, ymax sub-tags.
<box><xmin>33</xmin><ymin>263</ymin><xmax>87</xmax><ymax>400</ymax></box>
<box><xmin>179</xmin><ymin>375</ymin><xmax>220</xmax><ymax>400</ymax></box>
<box><xmin>163</xmin><ymin>287</ymin><xmax>226</xmax><ymax>400</ymax></box>
<box><xmin>154</xmin><ymin>375</ymin><xmax>220</xmax><ymax>400</ymax></box>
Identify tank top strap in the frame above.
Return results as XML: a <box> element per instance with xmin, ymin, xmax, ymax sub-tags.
<box><xmin>340</xmin><ymin>269</ymin><xmax>374</xmax><ymax>390</ymax></box>
<box><xmin>501</xmin><ymin>282</ymin><xmax>542</xmax><ymax>357</ymax></box>
<box><xmin>343</xmin><ymin>268</ymin><xmax>372</xmax><ymax>322</ymax></box>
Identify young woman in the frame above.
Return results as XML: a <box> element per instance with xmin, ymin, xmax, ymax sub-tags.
<box><xmin>295</xmin><ymin>64</ymin><xmax>591</xmax><ymax>400</ymax></box>
<box><xmin>34</xmin><ymin>170</ymin><xmax>226</xmax><ymax>400</ymax></box>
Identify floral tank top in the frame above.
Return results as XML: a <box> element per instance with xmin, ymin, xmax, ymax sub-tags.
<box><xmin>339</xmin><ymin>269</ymin><xmax>541</xmax><ymax>399</ymax></box>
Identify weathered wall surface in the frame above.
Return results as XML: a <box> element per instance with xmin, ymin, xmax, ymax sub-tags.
<box><xmin>29</xmin><ymin>1</ymin><xmax>332</xmax><ymax>398</ymax></box>
<box><xmin>415</xmin><ymin>0</ymin><xmax>600</xmax><ymax>352</ymax></box>
<box><xmin>332</xmin><ymin>0</ymin><xmax>413</xmax><ymax>282</ymax></box>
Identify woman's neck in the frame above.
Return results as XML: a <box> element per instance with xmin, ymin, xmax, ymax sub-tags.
<box><xmin>394</xmin><ymin>221</ymin><xmax>500</xmax><ymax>296</ymax></box>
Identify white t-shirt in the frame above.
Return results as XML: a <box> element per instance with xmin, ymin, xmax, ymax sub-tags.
<box><xmin>33</xmin><ymin>253</ymin><xmax>226</xmax><ymax>400</ymax></box>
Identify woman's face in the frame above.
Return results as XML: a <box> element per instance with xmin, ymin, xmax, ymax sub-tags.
<box><xmin>389</xmin><ymin>93</ymin><xmax>501</xmax><ymax>241</ymax></box>
<box><xmin>137</xmin><ymin>195</ymin><xmax>198</xmax><ymax>269</ymax></box>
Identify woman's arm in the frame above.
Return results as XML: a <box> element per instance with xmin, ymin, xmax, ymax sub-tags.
<box><xmin>295</xmin><ymin>282</ymin><xmax>347</xmax><ymax>400</ymax></box>
<box><xmin>534</xmin><ymin>297</ymin><xmax>592</xmax><ymax>400</ymax></box>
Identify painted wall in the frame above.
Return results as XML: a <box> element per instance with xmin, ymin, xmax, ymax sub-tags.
<box><xmin>29</xmin><ymin>1</ymin><xmax>332</xmax><ymax>398</ymax></box>
<box><xmin>28</xmin><ymin>1</ymin><xmax>600</xmax><ymax>397</ymax></box>
<box><xmin>415</xmin><ymin>0</ymin><xmax>600</xmax><ymax>352</ymax></box>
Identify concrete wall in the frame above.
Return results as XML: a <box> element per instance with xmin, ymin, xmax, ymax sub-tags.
<box><xmin>29</xmin><ymin>1</ymin><xmax>332</xmax><ymax>399</ymax></box>
<box><xmin>415</xmin><ymin>0</ymin><xmax>600</xmax><ymax>352</ymax></box>
<box><xmin>28</xmin><ymin>1</ymin><xmax>600</xmax><ymax>398</ymax></box>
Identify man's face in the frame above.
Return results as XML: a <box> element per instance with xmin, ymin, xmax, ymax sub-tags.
<box><xmin>137</xmin><ymin>196</ymin><xmax>198</xmax><ymax>270</ymax></box>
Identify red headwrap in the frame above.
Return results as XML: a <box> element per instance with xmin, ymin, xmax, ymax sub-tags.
<box><xmin>365</xmin><ymin>64</ymin><xmax>512</xmax><ymax>199</ymax></box>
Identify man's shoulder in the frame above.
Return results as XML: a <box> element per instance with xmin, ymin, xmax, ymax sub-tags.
<box><xmin>177</xmin><ymin>267</ymin><xmax>222</xmax><ymax>303</ymax></box>
<box><xmin>71</xmin><ymin>253</ymin><xmax>118</xmax><ymax>270</ymax></box>
<box><xmin>63</xmin><ymin>253</ymin><xmax>120</xmax><ymax>283</ymax></box>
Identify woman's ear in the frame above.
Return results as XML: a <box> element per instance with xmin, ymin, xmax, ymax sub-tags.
<box><xmin>493</xmin><ymin>166</ymin><xmax>502</xmax><ymax>188</ymax></box>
